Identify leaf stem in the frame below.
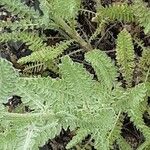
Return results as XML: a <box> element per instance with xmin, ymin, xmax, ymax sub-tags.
<box><xmin>53</xmin><ymin>16</ymin><xmax>93</xmax><ymax>51</ymax></box>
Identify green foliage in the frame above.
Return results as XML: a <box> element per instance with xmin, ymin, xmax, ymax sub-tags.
<box><xmin>117</xmin><ymin>136</ymin><xmax>132</xmax><ymax>150</ymax></box>
<box><xmin>94</xmin><ymin>3</ymin><xmax>135</xmax><ymax>23</ymax></box>
<box><xmin>116</xmin><ymin>29</ymin><xmax>135</xmax><ymax>86</ymax></box>
<box><xmin>0</xmin><ymin>49</ymin><xmax>149</xmax><ymax>149</ymax></box>
<box><xmin>0</xmin><ymin>0</ymin><xmax>83</xmax><ymax>49</ymax></box>
<box><xmin>133</xmin><ymin>0</ymin><xmax>150</xmax><ymax>34</ymax></box>
<box><xmin>0</xmin><ymin>31</ymin><xmax>47</xmax><ymax>52</ymax></box>
<box><xmin>108</xmin><ymin>113</ymin><xmax>124</xmax><ymax>149</ymax></box>
<box><xmin>0</xmin><ymin>0</ymin><xmax>150</xmax><ymax>149</ymax></box>
<box><xmin>15</xmin><ymin>122</ymin><xmax>61</xmax><ymax>150</ymax></box>
<box><xmin>139</xmin><ymin>48</ymin><xmax>150</xmax><ymax>82</ymax></box>
<box><xmin>94</xmin><ymin>1</ymin><xmax>150</xmax><ymax>35</ymax></box>
<box><xmin>91</xmin><ymin>3</ymin><xmax>135</xmax><ymax>44</ymax></box>
<box><xmin>49</xmin><ymin>0</ymin><xmax>81</xmax><ymax>21</ymax></box>
<box><xmin>0</xmin><ymin>0</ymin><xmax>81</xmax><ymax>30</ymax></box>
<box><xmin>0</xmin><ymin>0</ymin><xmax>39</xmax><ymax>19</ymax></box>
<box><xmin>89</xmin><ymin>20</ymin><xmax>106</xmax><ymax>42</ymax></box>
<box><xmin>22</xmin><ymin>62</ymin><xmax>46</xmax><ymax>75</ymax></box>
<box><xmin>0</xmin><ymin>58</ymin><xmax>18</xmax><ymax>106</ymax></box>
<box><xmin>85</xmin><ymin>49</ymin><xmax>118</xmax><ymax>90</ymax></box>
<box><xmin>0</xmin><ymin>0</ymin><xmax>92</xmax><ymax>73</ymax></box>
<box><xmin>17</xmin><ymin>40</ymin><xmax>72</xmax><ymax>63</ymax></box>
<box><xmin>0</xmin><ymin>31</ymin><xmax>72</xmax><ymax>73</ymax></box>
<box><xmin>66</xmin><ymin>129</ymin><xmax>88</xmax><ymax>149</ymax></box>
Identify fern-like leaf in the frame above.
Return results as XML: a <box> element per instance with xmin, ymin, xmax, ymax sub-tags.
<box><xmin>66</xmin><ymin>129</ymin><xmax>88</xmax><ymax>149</ymax></box>
<box><xmin>93</xmin><ymin>3</ymin><xmax>135</xmax><ymax>24</ymax></box>
<box><xmin>128</xmin><ymin>106</ymin><xmax>150</xmax><ymax>139</ymax></box>
<box><xmin>91</xmin><ymin>109</ymin><xmax>116</xmax><ymax>150</ymax></box>
<box><xmin>23</xmin><ymin>62</ymin><xmax>46</xmax><ymax>75</ymax></box>
<box><xmin>116</xmin><ymin>29</ymin><xmax>135</xmax><ymax>86</ymax></box>
<box><xmin>89</xmin><ymin>20</ymin><xmax>106</xmax><ymax>42</ymax></box>
<box><xmin>115</xmin><ymin>83</ymin><xmax>146</xmax><ymax>111</ymax></box>
<box><xmin>60</xmin><ymin>56</ymin><xmax>95</xmax><ymax>97</ymax></box>
<box><xmin>133</xmin><ymin>0</ymin><xmax>150</xmax><ymax>34</ymax></box>
<box><xmin>117</xmin><ymin>135</ymin><xmax>132</xmax><ymax>150</ymax></box>
<box><xmin>15</xmin><ymin>122</ymin><xmax>60</xmax><ymax>150</ymax></box>
<box><xmin>85</xmin><ymin>49</ymin><xmax>118</xmax><ymax>90</ymax></box>
<box><xmin>139</xmin><ymin>48</ymin><xmax>150</xmax><ymax>82</ymax></box>
<box><xmin>0</xmin><ymin>58</ymin><xmax>18</xmax><ymax>105</ymax></box>
<box><xmin>0</xmin><ymin>32</ymin><xmax>47</xmax><ymax>52</ymax></box>
<box><xmin>18</xmin><ymin>40</ymin><xmax>73</xmax><ymax>64</ymax></box>
<box><xmin>0</xmin><ymin>0</ymin><xmax>39</xmax><ymax>19</ymax></box>
<box><xmin>0</xmin><ymin>50</ymin><xmax>149</xmax><ymax>149</ymax></box>
<box><xmin>49</xmin><ymin>0</ymin><xmax>81</xmax><ymax>21</ymax></box>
